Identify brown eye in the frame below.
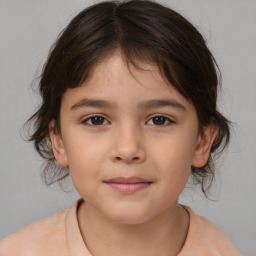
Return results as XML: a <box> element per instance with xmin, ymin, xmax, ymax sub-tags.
<box><xmin>153</xmin><ymin>116</ymin><xmax>166</xmax><ymax>125</ymax></box>
<box><xmin>147</xmin><ymin>116</ymin><xmax>174</xmax><ymax>126</ymax></box>
<box><xmin>83</xmin><ymin>115</ymin><xmax>108</xmax><ymax>126</ymax></box>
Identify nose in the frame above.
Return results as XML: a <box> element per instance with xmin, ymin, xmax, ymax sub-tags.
<box><xmin>110</xmin><ymin>123</ymin><xmax>146</xmax><ymax>164</ymax></box>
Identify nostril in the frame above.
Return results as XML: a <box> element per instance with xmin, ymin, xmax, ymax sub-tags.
<box><xmin>114</xmin><ymin>156</ymin><xmax>139</xmax><ymax>161</ymax></box>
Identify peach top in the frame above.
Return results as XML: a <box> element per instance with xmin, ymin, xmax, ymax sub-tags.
<box><xmin>0</xmin><ymin>199</ymin><xmax>244</xmax><ymax>256</ymax></box>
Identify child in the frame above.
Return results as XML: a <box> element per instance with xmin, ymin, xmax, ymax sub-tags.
<box><xmin>0</xmin><ymin>0</ymin><xmax>245</xmax><ymax>255</ymax></box>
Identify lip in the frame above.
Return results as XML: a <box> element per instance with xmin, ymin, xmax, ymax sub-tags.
<box><xmin>105</xmin><ymin>176</ymin><xmax>151</xmax><ymax>184</ymax></box>
<box><xmin>104</xmin><ymin>176</ymin><xmax>152</xmax><ymax>194</ymax></box>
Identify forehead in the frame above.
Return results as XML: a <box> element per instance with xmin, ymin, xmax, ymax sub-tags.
<box><xmin>95</xmin><ymin>52</ymin><xmax>162</xmax><ymax>77</ymax></box>
<box><xmin>87</xmin><ymin>52</ymin><xmax>166</xmax><ymax>90</ymax></box>
<box><xmin>61</xmin><ymin>51</ymin><xmax>193</xmax><ymax>111</ymax></box>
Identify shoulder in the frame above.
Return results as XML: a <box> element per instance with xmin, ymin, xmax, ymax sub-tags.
<box><xmin>0</xmin><ymin>209</ymin><xmax>69</xmax><ymax>256</ymax></box>
<box><xmin>179</xmin><ymin>206</ymin><xmax>245</xmax><ymax>256</ymax></box>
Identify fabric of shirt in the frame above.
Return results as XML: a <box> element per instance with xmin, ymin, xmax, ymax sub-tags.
<box><xmin>0</xmin><ymin>199</ymin><xmax>244</xmax><ymax>256</ymax></box>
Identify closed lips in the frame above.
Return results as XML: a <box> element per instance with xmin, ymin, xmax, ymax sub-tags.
<box><xmin>104</xmin><ymin>177</ymin><xmax>153</xmax><ymax>194</ymax></box>
<box><xmin>104</xmin><ymin>177</ymin><xmax>152</xmax><ymax>184</ymax></box>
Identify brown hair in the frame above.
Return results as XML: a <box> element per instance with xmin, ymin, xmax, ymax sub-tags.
<box><xmin>25</xmin><ymin>0</ymin><xmax>230</xmax><ymax>195</ymax></box>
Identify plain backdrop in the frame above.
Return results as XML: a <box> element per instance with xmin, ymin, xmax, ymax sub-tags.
<box><xmin>0</xmin><ymin>0</ymin><xmax>255</xmax><ymax>255</ymax></box>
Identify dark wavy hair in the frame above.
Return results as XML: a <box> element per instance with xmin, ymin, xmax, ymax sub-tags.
<box><xmin>25</xmin><ymin>0</ymin><xmax>230</xmax><ymax>195</ymax></box>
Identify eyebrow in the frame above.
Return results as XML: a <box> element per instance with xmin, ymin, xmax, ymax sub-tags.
<box><xmin>71</xmin><ymin>98</ymin><xmax>186</xmax><ymax>111</ymax></box>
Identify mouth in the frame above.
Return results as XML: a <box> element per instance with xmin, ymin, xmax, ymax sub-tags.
<box><xmin>103</xmin><ymin>176</ymin><xmax>153</xmax><ymax>194</ymax></box>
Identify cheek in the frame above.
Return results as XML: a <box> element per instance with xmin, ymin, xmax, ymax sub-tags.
<box><xmin>63</xmin><ymin>135</ymin><xmax>106</xmax><ymax>187</ymax></box>
<box><xmin>149</xmin><ymin>133</ymin><xmax>196</xmax><ymax>189</ymax></box>
<box><xmin>154</xmin><ymin>150</ymin><xmax>191</xmax><ymax>203</ymax></box>
<box><xmin>65</xmin><ymin>131</ymin><xmax>106</xmax><ymax>164</ymax></box>
<box><xmin>151</xmin><ymin>134</ymin><xmax>196</xmax><ymax>169</ymax></box>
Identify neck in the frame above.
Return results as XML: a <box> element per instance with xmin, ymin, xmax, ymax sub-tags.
<box><xmin>77</xmin><ymin>200</ymin><xmax>190</xmax><ymax>256</ymax></box>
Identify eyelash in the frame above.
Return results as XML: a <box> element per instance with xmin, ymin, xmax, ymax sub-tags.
<box><xmin>81</xmin><ymin>115</ymin><xmax>174</xmax><ymax>127</ymax></box>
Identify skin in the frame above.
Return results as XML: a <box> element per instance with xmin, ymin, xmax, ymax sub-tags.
<box><xmin>50</xmin><ymin>51</ymin><xmax>217</xmax><ymax>256</ymax></box>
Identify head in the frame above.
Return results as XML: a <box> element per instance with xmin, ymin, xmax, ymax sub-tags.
<box><xmin>27</xmin><ymin>0</ymin><xmax>230</xmax><ymax>198</ymax></box>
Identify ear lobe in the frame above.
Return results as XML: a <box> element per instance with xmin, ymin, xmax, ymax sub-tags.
<box><xmin>49</xmin><ymin>121</ymin><xmax>68</xmax><ymax>168</ymax></box>
<box><xmin>192</xmin><ymin>124</ymin><xmax>218</xmax><ymax>168</ymax></box>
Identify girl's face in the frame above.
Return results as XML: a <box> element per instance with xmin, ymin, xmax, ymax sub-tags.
<box><xmin>50</xmin><ymin>51</ymin><xmax>216</xmax><ymax>224</ymax></box>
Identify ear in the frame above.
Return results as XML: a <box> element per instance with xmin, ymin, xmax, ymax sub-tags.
<box><xmin>49</xmin><ymin>120</ymin><xmax>68</xmax><ymax>168</ymax></box>
<box><xmin>192</xmin><ymin>124</ymin><xmax>218</xmax><ymax>168</ymax></box>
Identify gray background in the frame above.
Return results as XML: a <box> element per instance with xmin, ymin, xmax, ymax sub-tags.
<box><xmin>0</xmin><ymin>0</ymin><xmax>255</xmax><ymax>255</ymax></box>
